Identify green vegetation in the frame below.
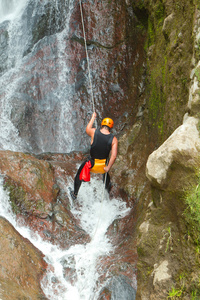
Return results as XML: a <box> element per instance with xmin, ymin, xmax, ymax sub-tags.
<box><xmin>168</xmin><ymin>277</ymin><xmax>200</xmax><ymax>299</ymax></box>
<box><xmin>195</xmin><ymin>0</ymin><xmax>200</xmax><ymax>11</ymax></box>
<box><xmin>147</xmin><ymin>18</ymin><xmax>155</xmax><ymax>47</ymax></box>
<box><xmin>181</xmin><ymin>180</ymin><xmax>200</xmax><ymax>298</ymax></box>
<box><xmin>195</xmin><ymin>66</ymin><xmax>200</xmax><ymax>82</ymax></box>
<box><xmin>184</xmin><ymin>182</ymin><xmax>200</xmax><ymax>243</ymax></box>
<box><xmin>168</xmin><ymin>286</ymin><xmax>183</xmax><ymax>299</ymax></box>
<box><xmin>145</xmin><ymin>0</ymin><xmax>194</xmax><ymax>146</ymax></box>
<box><xmin>137</xmin><ymin>0</ymin><xmax>198</xmax><ymax>298</ymax></box>
<box><xmin>3</xmin><ymin>176</ymin><xmax>46</xmax><ymax>215</ymax></box>
<box><xmin>154</xmin><ymin>2</ymin><xmax>165</xmax><ymax>25</ymax></box>
<box><xmin>168</xmin><ymin>273</ymin><xmax>186</xmax><ymax>299</ymax></box>
<box><xmin>145</xmin><ymin>1</ymin><xmax>167</xmax><ymax>141</ymax></box>
<box><xmin>165</xmin><ymin>226</ymin><xmax>172</xmax><ymax>253</ymax></box>
<box><xmin>148</xmin><ymin>65</ymin><xmax>166</xmax><ymax>138</ymax></box>
<box><xmin>3</xmin><ymin>179</ymin><xmax>27</xmax><ymax>214</ymax></box>
<box><xmin>168</xmin><ymin>271</ymin><xmax>200</xmax><ymax>299</ymax></box>
<box><xmin>165</xmin><ymin>175</ymin><xmax>200</xmax><ymax>299</ymax></box>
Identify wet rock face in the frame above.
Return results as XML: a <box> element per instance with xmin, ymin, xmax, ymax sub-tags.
<box><xmin>1</xmin><ymin>150</ymin><xmax>90</xmax><ymax>249</ymax></box>
<box><xmin>98</xmin><ymin>276</ymin><xmax>136</xmax><ymax>300</ymax></box>
<box><xmin>95</xmin><ymin>207</ymin><xmax>137</xmax><ymax>300</ymax></box>
<box><xmin>69</xmin><ymin>0</ymin><xmax>147</xmax><ymax>140</ymax></box>
<box><xmin>0</xmin><ymin>0</ymin><xmax>147</xmax><ymax>153</ymax></box>
<box><xmin>1</xmin><ymin>150</ymin><xmax>55</xmax><ymax>217</ymax></box>
<box><xmin>0</xmin><ymin>21</ymin><xmax>8</xmax><ymax>74</ymax></box>
<box><xmin>0</xmin><ymin>149</ymin><xmax>137</xmax><ymax>298</ymax></box>
<box><xmin>25</xmin><ymin>0</ymin><xmax>71</xmax><ymax>56</ymax></box>
<box><xmin>70</xmin><ymin>0</ymin><xmax>147</xmax><ymax>116</ymax></box>
<box><xmin>0</xmin><ymin>217</ymin><xmax>47</xmax><ymax>299</ymax></box>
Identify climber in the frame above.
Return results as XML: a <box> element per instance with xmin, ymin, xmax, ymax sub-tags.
<box><xmin>70</xmin><ymin>112</ymin><xmax>118</xmax><ymax>201</ymax></box>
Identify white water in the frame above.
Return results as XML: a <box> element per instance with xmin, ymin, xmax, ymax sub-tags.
<box><xmin>0</xmin><ymin>0</ymin><xmax>85</xmax><ymax>153</ymax></box>
<box><xmin>0</xmin><ymin>175</ymin><xmax>131</xmax><ymax>299</ymax></box>
<box><xmin>0</xmin><ymin>0</ymin><xmax>30</xmax><ymax>151</ymax></box>
<box><xmin>0</xmin><ymin>0</ymin><xmax>27</xmax><ymax>23</ymax></box>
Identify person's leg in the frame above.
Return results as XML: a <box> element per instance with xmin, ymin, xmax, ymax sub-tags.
<box><xmin>103</xmin><ymin>172</ymin><xmax>111</xmax><ymax>192</ymax></box>
<box><xmin>73</xmin><ymin>160</ymin><xmax>87</xmax><ymax>196</ymax></box>
<box><xmin>70</xmin><ymin>158</ymin><xmax>94</xmax><ymax>200</ymax></box>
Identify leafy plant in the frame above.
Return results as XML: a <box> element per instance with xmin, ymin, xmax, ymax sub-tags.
<box><xmin>168</xmin><ymin>286</ymin><xmax>183</xmax><ymax>299</ymax></box>
<box><xmin>191</xmin><ymin>290</ymin><xmax>197</xmax><ymax>299</ymax></box>
<box><xmin>184</xmin><ymin>182</ymin><xmax>200</xmax><ymax>242</ymax></box>
<box><xmin>168</xmin><ymin>273</ymin><xmax>186</xmax><ymax>299</ymax></box>
<box><xmin>165</xmin><ymin>226</ymin><xmax>172</xmax><ymax>253</ymax></box>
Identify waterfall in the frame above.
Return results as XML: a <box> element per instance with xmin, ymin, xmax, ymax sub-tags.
<box><xmin>0</xmin><ymin>176</ymin><xmax>131</xmax><ymax>299</ymax></box>
<box><xmin>0</xmin><ymin>0</ymin><xmax>30</xmax><ymax>152</ymax></box>
<box><xmin>0</xmin><ymin>0</ymin><xmax>90</xmax><ymax>154</ymax></box>
<box><xmin>0</xmin><ymin>1</ymin><xmax>136</xmax><ymax>298</ymax></box>
<box><xmin>0</xmin><ymin>0</ymin><xmax>27</xmax><ymax>23</ymax></box>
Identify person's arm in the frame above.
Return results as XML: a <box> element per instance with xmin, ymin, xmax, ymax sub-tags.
<box><xmin>86</xmin><ymin>112</ymin><xmax>96</xmax><ymax>137</ymax></box>
<box><xmin>104</xmin><ymin>137</ymin><xmax>118</xmax><ymax>172</ymax></box>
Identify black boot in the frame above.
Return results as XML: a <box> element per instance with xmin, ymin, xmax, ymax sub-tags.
<box><xmin>69</xmin><ymin>187</ymin><xmax>77</xmax><ymax>201</ymax></box>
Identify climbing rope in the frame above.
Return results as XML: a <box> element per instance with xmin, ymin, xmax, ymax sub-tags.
<box><xmin>78</xmin><ymin>0</ymin><xmax>108</xmax><ymax>206</ymax></box>
<box><xmin>78</xmin><ymin>0</ymin><xmax>96</xmax><ymax>127</ymax></box>
<box><xmin>91</xmin><ymin>172</ymin><xmax>108</xmax><ymax>239</ymax></box>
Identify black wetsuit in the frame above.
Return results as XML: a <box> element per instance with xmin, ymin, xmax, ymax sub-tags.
<box><xmin>74</xmin><ymin>128</ymin><xmax>114</xmax><ymax>195</ymax></box>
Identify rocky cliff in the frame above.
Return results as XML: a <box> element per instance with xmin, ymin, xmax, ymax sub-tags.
<box><xmin>1</xmin><ymin>0</ymin><xmax>200</xmax><ymax>299</ymax></box>
<box><xmin>112</xmin><ymin>0</ymin><xmax>200</xmax><ymax>299</ymax></box>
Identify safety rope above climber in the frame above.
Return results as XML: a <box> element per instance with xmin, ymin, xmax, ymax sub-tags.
<box><xmin>69</xmin><ymin>1</ymin><xmax>118</xmax><ymax>203</ymax></box>
<box><xmin>78</xmin><ymin>0</ymin><xmax>96</xmax><ymax>115</ymax></box>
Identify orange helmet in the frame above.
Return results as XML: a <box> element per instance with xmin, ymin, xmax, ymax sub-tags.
<box><xmin>101</xmin><ymin>118</ymin><xmax>114</xmax><ymax>129</ymax></box>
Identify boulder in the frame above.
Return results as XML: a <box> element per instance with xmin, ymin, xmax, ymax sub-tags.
<box><xmin>162</xmin><ymin>13</ymin><xmax>175</xmax><ymax>40</ymax></box>
<box><xmin>98</xmin><ymin>275</ymin><xmax>136</xmax><ymax>300</ymax></box>
<box><xmin>0</xmin><ymin>150</ymin><xmax>55</xmax><ymax>218</ymax></box>
<box><xmin>146</xmin><ymin>115</ymin><xmax>200</xmax><ymax>191</ymax></box>
<box><xmin>0</xmin><ymin>217</ymin><xmax>47</xmax><ymax>299</ymax></box>
<box><xmin>1</xmin><ymin>150</ymin><xmax>90</xmax><ymax>249</ymax></box>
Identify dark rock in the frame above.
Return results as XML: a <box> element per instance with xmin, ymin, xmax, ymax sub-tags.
<box><xmin>99</xmin><ymin>275</ymin><xmax>136</xmax><ymax>300</ymax></box>
<box><xmin>110</xmin><ymin>275</ymin><xmax>136</xmax><ymax>300</ymax></box>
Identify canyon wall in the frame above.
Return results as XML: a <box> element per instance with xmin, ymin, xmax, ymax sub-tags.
<box><xmin>112</xmin><ymin>0</ymin><xmax>200</xmax><ymax>298</ymax></box>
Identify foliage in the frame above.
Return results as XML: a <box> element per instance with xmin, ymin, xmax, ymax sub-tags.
<box><xmin>4</xmin><ymin>182</ymin><xmax>26</xmax><ymax>215</ymax></box>
<box><xmin>168</xmin><ymin>271</ymin><xmax>200</xmax><ymax>299</ymax></box>
<box><xmin>190</xmin><ymin>277</ymin><xmax>200</xmax><ymax>299</ymax></box>
<box><xmin>195</xmin><ymin>0</ymin><xmax>200</xmax><ymax>11</ymax></box>
<box><xmin>168</xmin><ymin>286</ymin><xmax>183</xmax><ymax>299</ymax></box>
<box><xmin>168</xmin><ymin>273</ymin><xmax>186</xmax><ymax>299</ymax></box>
<box><xmin>195</xmin><ymin>67</ymin><xmax>200</xmax><ymax>82</ymax></box>
<box><xmin>165</xmin><ymin>226</ymin><xmax>172</xmax><ymax>253</ymax></box>
<box><xmin>183</xmin><ymin>178</ymin><xmax>200</xmax><ymax>298</ymax></box>
<box><xmin>184</xmin><ymin>182</ymin><xmax>200</xmax><ymax>243</ymax></box>
<box><xmin>145</xmin><ymin>0</ymin><xmax>194</xmax><ymax>147</ymax></box>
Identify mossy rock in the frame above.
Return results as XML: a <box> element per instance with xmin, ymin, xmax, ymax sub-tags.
<box><xmin>3</xmin><ymin>176</ymin><xmax>50</xmax><ymax>216</ymax></box>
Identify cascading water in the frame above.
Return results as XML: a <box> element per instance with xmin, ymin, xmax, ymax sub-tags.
<box><xmin>0</xmin><ymin>0</ymin><xmax>30</xmax><ymax>152</ymax></box>
<box><xmin>0</xmin><ymin>0</ymin><xmax>89</xmax><ymax>153</ymax></box>
<box><xmin>0</xmin><ymin>0</ymin><xmax>137</xmax><ymax>298</ymax></box>
<box><xmin>0</xmin><ymin>175</ymin><xmax>131</xmax><ymax>299</ymax></box>
<box><xmin>0</xmin><ymin>0</ymin><xmax>27</xmax><ymax>23</ymax></box>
